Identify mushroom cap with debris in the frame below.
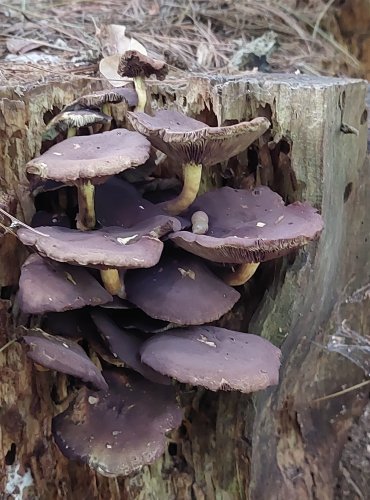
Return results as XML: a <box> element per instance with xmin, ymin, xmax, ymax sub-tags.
<box><xmin>18</xmin><ymin>254</ymin><xmax>112</xmax><ymax>314</ymax></box>
<box><xmin>17</xmin><ymin>216</ymin><xmax>181</xmax><ymax>269</ymax></box>
<box><xmin>125</xmin><ymin>249</ymin><xmax>240</xmax><ymax>325</ymax></box>
<box><xmin>26</xmin><ymin>129</ymin><xmax>151</xmax><ymax>183</ymax></box>
<box><xmin>24</xmin><ymin>331</ymin><xmax>108</xmax><ymax>391</ymax></box>
<box><xmin>118</xmin><ymin>50</ymin><xmax>168</xmax><ymax>80</ymax></box>
<box><xmin>140</xmin><ymin>326</ymin><xmax>281</xmax><ymax>392</ymax></box>
<box><xmin>169</xmin><ymin>186</ymin><xmax>324</xmax><ymax>263</ymax></box>
<box><xmin>63</xmin><ymin>86</ymin><xmax>138</xmax><ymax>111</ymax></box>
<box><xmin>127</xmin><ymin>110</ymin><xmax>270</xmax><ymax>167</ymax></box>
<box><xmin>52</xmin><ymin>370</ymin><xmax>182</xmax><ymax>477</ymax></box>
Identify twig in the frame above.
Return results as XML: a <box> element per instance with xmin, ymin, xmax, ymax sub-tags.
<box><xmin>311</xmin><ymin>379</ymin><xmax>370</xmax><ymax>404</ymax></box>
<box><xmin>0</xmin><ymin>339</ymin><xmax>17</xmax><ymax>354</ymax></box>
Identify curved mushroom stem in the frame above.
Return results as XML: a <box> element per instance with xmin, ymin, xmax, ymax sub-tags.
<box><xmin>67</xmin><ymin>127</ymin><xmax>77</xmax><ymax>138</ymax></box>
<box><xmin>77</xmin><ymin>180</ymin><xmax>96</xmax><ymax>230</ymax></box>
<box><xmin>100</xmin><ymin>269</ymin><xmax>126</xmax><ymax>297</ymax></box>
<box><xmin>133</xmin><ymin>76</ymin><xmax>147</xmax><ymax>112</ymax></box>
<box><xmin>164</xmin><ymin>162</ymin><xmax>202</xmax><ymax>216</ymax></box>
<box><xmin>224</xmin><ymin>263</ymin><xmax>260</xmax><ymax>286</ymax></box>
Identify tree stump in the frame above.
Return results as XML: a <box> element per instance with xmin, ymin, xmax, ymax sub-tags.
<box><xmin>0</xmin><ymin>74</ymin><xmax>368</xmax><ymax>500</ymax></box>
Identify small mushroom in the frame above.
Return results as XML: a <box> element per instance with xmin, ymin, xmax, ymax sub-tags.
<box><xmin>140</xmin><ymin>326</ymin><xmax>281</xmax><ymax>393</ymax></box>
<box><xmin>26</xmin><ymin>129</ymin><xmax>151</xmax><ymax>230</ymax></box>
<box><xmin>43</xmin><ymin>110</ymin><xmax>112</xmax><ymax>141</ymax></box>
<box><xmin>191</xmin><ymin>211</ymin><xmax>209</xmax><ymax>234</ymax></box>
<box><xmin>118</xmin><ymin>50</ymin><xmax>168</xmax><ymax>112</ymax></box>
<box><xmin>23</xmin><ymin>331</ymin><xmax>108</xmax><ymax>391</ymax></box>
<box><xmin>127</xmin><ymin>110</ymin><xmax>270</xmax><ymax>214</ymax></box>
<box><xmin>18</xmin><ymin>254</ymin><xmax>112</xmax><ymax>314</ymax></box>
<box><xmin>169</xmin><ymin>186</ymin><xmax>324</xmax><ymax>285</ymax></box>
<box><xmin>63</xmin><ymin>86</ymin><xmax>138</xmax><ymax>114</ymax></box>
<box><xmin>125</xmin><ymin>249</ymin><xmax>240</xmax><ymax>325</ymax></box>
<box><xmin>17</xmin><ymin>218</ymin><xmax>179</xmax><ymax>297</ymax></box>
<box><xmin>91</xmin><ymin>310</ymin><xmax>170</xmax><ymax>384</ymax></box>
<box><xmin>52</xmin><ymin>370</ymin><xmax>182</xmax><ymax>476</ymax></box>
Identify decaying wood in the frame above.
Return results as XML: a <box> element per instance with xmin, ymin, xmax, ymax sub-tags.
<box><xmin>0</xmin><ymin>74</ymin><xmax>368</xmax><ymax>499</ymax></box>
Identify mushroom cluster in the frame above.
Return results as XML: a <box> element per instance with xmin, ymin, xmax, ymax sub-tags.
<box><xmin>1</xmin><ymin>51</ymin><xmax>325</xmax><ymax>477</ymax></box>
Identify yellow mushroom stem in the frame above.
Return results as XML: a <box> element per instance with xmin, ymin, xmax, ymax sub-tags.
<box><xmin>101</xmin><ymin>103</ymin><xmax>112</xmax><ymax>131</ymax></box>
<box><xmin>224</xmin><ymin>263</ymin><xmax>260</xmax><ymax>286</ymax></box>
<box><xmin>77</xmin><ymin>181</ymin><xmax>96</xmax><ymax>230</ymax></box>
<box><xmin>67</xmin><ymin>127</ymin><xmax>77</xmax><ymax>138</ymax></box>
<box><xmin>164</xmin><ymin>162</ymin><xmax>202</xmax><ymax>216</ymax></box>
<box><xmin>102</xmin><ymin>103</ymin><xmax>110</xmax><ymax>115</ymax></box>
<box><xmin>100</xmin><ymin>269</ymin><xmax>125</xmax><ymax>297</ymax></box>
<box><xmin>133</xmin><ymin>76</ymin><xmax>147</xmax><ymax>112</ymax></box>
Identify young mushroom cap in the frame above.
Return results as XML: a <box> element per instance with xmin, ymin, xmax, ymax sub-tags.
<box><xmin>52</xmin><ymin>370</ymin><xmax>182</xmax><ymax>477</ymax></box>
<box><xmin>125</xmin><ymin>249</ymin><xmax>240</xmax><ymax>325</ymax></box>
<box><xmin>140</xmin><ymin>326</ymin><xmax>281</xmax><ymax>393</ymax></box>
<box><xmin>17</xmin><ymin>221</ymin><xmax>175</xmax><ymax>269</ymax></box>
<box><xmin>43</xmin><ymin>110</ymin><xmax>112</xmax><ymax>141</ymax></box>
<box><xmin>169</xmin><ymin>186</ymin><xmax>324</xmax><ymax>263</ymax></box>
<box><xmin>24</xmin><ymin>332</ymin><xmax>108</xmax><ymax>391</ymax></box>
<box><xmin>91</xmin><ymin>310</ymin><xmax>171</xmax><ymax>385</ymax></box>
<box><xmin>26</xmin><ymin>129</ymin><xmax>151</xmax><ymax>183</ymax></box>
<box><xmin>127</xmin><ymin>110</ymin><xmax>270</xmax><ymax>167</ymax></box>
<box><xmin>63</xmin><ymin>87</ymin><xmax>138</xmax><ymax>111</ymax></box>
<box><xmin>118</xmin><ymin>50</ymin><xmax>168</xmax><ymax>80</ymax></box>
<box><xmin>18</xmin><ymin>254</ymin><xmax>112</xmax><ymax>314</ymax></box>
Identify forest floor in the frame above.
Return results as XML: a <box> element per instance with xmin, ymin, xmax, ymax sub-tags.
<box><xmin>0</xmin><ymin>0</ymin><xmax>368</xmax><ymax>86</ymax></box>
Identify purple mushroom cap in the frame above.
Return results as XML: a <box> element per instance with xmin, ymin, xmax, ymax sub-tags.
<box><xmin>18</xmin><ymin>254</ymin><xmax>112</xmax><ymax>314</ymax></box>
<box><xmin>91</xmin><ymin>310</ymin><xmax>170</xmax><ymax>384</ymax></box>
<box><xmin>26</xmin><ymin>129</ymin><xmax>151</xmax><ymax>183</ymax></box>
<box><xmin>17</xmin><ymin>222</ymin><xmax>174</xmax><ymax>270</ymax></box>
<box><xmin>24</xmin><ymin>332</ymin><xmax>108</xmax><ymax>391</ymax></box>
<box><xmin>52</xmin><ymin>370</ymin><xmax>182</xmax><ymax>476</ymax></box>
<box><xmin>127</xmin><ymin>110</ymin><xmax>270</xmax><ymax>167</ymax></box>
<box><xmin>169</xmin><ymin>186</ymin><xmax>324</xmax><ymax>263</ymax></box>
<box><xmin>125</xmin><ymin>250</ymin><xmax>240</xmax><ymax>325</ymax></box>
<box><xmin>140</xmin><ymin>326</ymin><xmax>281</xmax><ymax>393</ymax></box>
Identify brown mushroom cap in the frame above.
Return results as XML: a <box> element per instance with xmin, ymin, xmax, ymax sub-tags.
<box><xmin>26</xmin><ymin>129</ymin><xmax>151</xmax><ymax>183</ymax></box>
<box><xmin>91</xmin><ymin>310</ymin><xmax>171</xmax><ymax>384</ymax></box>
<box><xmin>63</xmin><ymin>86</ymin><xmax>138</xmax><ymax>112</ymax></box>
<box><xmin>52</xmin><ymin>370</ymin><xmax>182</xmax><ymax>476</ymax></box>
<box><xmin>24</xmin><ymin>332</ymin><xmax>108</xmax><ymax>391</ymax></box>
<box><xmin>118</xmin><ymin>50</ymin><xmax>168</xmax><ymax>80</ymax></box>
<box><xmin>140</xmin><ymin>326</ymin><xmax>281</xmax><ymax>392</ymax></box>
<box><xmin>125</xmin><ymin>249</ymin><xmax>240</xmax><ymax>325</ymax></box>
<box><xmin>169</xmin><ymin>186</ymin><xmax>324</xmax><ymax>263</ymax></box>
<box><xmin>18</xmin><ymin>254</ymin><xmax>112</xmax><ymax>314</ymax></box>
<box><xmin>17</xmin><ymin>220</ymin><xmax>175</xmax><ymax>269</ymax></box>
<box><xmin>127</xmin><ymin>110</ymin><xmax>270</xmax><ymax>167</ymax></box>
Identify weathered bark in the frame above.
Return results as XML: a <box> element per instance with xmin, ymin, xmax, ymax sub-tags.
<box><xmin>0</xmin><ymin>74</ymin><xmax>368</xmax><ymax>499</ymax></box>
